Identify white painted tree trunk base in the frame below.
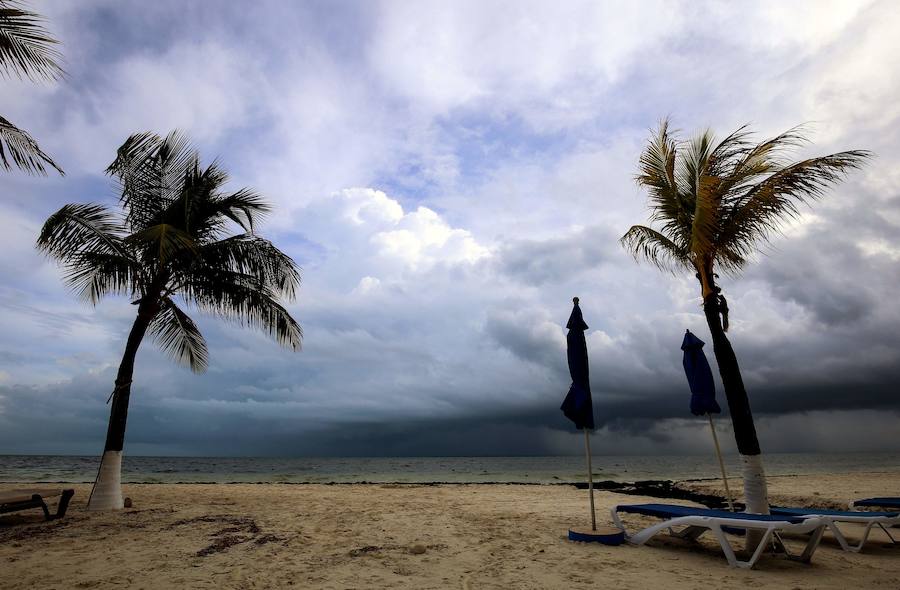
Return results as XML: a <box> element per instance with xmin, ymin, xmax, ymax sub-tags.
<box><xmin>87</xmin><ymin>450</ymin><xmax>124</xmax><ymax>511</ymax></box>
<box><xmin>741</xmin><ymin>454</ymin><xmax>769</xmax><ymax>514</ymax></box>
<box><xmin>740</xmin><ymin>453</ymin><xmax>769</xmax><ymax>551</ymax></box>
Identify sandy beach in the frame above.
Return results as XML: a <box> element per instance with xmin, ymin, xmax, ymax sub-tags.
<box><xmin>1</xmin><ymin>472</ymin><xmax>897</xmax><ymax>589</ymax></box>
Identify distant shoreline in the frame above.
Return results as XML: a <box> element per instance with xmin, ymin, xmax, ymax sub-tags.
<box><xmin>6</xmin><ymin>470</ymin><xmax>900</xmax><ymax>485</ymax></box>
<box><xmin>0</xmin><ymin>476</ymin><xmax>822</xmax><ymax>511</ymax></box>
<box><xmin>4</xmin><ymin>454</ymin><xmax>898</xmax><ymax>490</ymax></box>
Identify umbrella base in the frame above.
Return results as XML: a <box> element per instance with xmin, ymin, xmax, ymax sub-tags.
<box><xmin>568</xmin><ymin>526</ymin><xmax>625</xmax><ymax>545</ymax></box>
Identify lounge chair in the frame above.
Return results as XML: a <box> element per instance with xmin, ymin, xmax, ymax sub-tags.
<box><xmin>0</xmin><ymin>488</ymin><xmax>75</xmax><ymax>521</ymax></box>
<box><xmin>770</xmin><ymin>506</ymin><xmax>898</xmax><ymax>552</ymax></box>
<box><xmin>852</xmin><ymin>498</ymin><xmax>900</xmax><ymax>510</ymax></box>
<box><xmin>611</xmin><ymin>503</ymin><xmax>826</xmax><ymax>569</ymax></box>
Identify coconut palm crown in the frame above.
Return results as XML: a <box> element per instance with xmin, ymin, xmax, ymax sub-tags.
<box><xmin>622</xmin><ymin>120</ymin><xmax>870</xmax><ymax>298</ymax></box>
<box><xmin>37</xmin><ymin>131</ymin><xmax>302</xmax><ymax>509</ymax></box>
<box><xmin>621</xmin><ymin>119</ymin><xmax>869</xmax><ymax>518</ymax></box>
<box><xmin>0</xmin><ymin>0</ymin><xmax>64</xmax><ymax>174</ymax></box>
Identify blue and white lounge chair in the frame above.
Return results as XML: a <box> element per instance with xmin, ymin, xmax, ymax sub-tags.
<box><xmin>852</xmin><ymin>498</ymin><xmax>900</xmax><ymax>510</ymax></box>
<box><xmin>611</xmin><ymin>503</ymin><xmax>826</xmax><ymax>569</ymax></box>
<box><xmin>770</xmin><ymin>506</ymin><xmax>898</xmax><ymax>552</ymax></box>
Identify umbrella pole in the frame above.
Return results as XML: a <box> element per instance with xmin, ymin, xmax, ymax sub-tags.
<box><xmin>583</xmin><ymin>428</ymin><xmax>596</xmax><ymax>530</ymax></box>
<box><xmin>707</xmin><ymin>414</ymin><xmax>735</xmax><ymax>511</ymax></box>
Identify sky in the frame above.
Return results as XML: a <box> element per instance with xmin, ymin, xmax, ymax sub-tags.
<box><xmin>0</xmin><ymin>0</ymin><xmax>898</xmax><ymax>457</ymax></box>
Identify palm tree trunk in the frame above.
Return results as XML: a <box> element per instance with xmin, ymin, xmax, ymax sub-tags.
<box><xmin>87</xmin><ymin>300</ymin><xmax>156</xmax><ymax>510</ymax></box>
<box><xmin>702</xmin><ymin>289</ymin><xmax>769</xmax><ymax>549</ymax></box>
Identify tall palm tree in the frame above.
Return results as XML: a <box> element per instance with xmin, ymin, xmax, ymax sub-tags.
<box><xmin>0</xmin><ymin>0</ymin><xmax>64</xmax><ymax>175</ymax></box>
<box><xmin>37</xmin><ymin>132</ymin><xmax>302</xmax><ymax>510</ymax></box>
<box><xmin>621</xmin><ymin>120</ymin><xmax>869</xmax><ymax>523</ymax></box>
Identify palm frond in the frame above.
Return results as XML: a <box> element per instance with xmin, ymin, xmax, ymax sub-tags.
<box><xmin>637</xmin><ymin>120</ymin><xmax>692</xmax><ymax>241</ymax></box>
<box><xmin>185</xmin><ymin>270</ymin><xmax>302</xmax><ymax>351</ymax></box>
<box><xmin>678</xmin><ymin>127</ymin><xmax>715</xmax><ymax>201</ymax></box>
<box><xmin>63</xmin><ymin>251</ymin><xmax>142</xmax><ymax>304</ymax></box>
<box><xmin>209</xmin><ymin>187</ymin><xmax>271</xmax><ymax>233</ymax></box>
<box><xmin>193</xmin><ymin>234</ymin><xmax>301</xmax><ymax>299</ymax></box>
<box><xmin>107</xmin><ymin>131</ymin><xmax>197</xmax><ymax>231</ymax></box>
<box><xmin>637</xmin><ymin>120</ymin><xmax>680</xmax><ymax>209</ymax></box>
<box><xmin>688</xmin><ymin>173</ymin><xmax>722</xmax><ymax>262</ymax></box>
<box><xmin>620</xmin><ymin>224</ymin><xmax>690</xmax><ymax>273</ymax></box>
<box><xmin>706</xmin><ymin>125</ymin><xmax>755</xmax><ymax>176</ymax></box>
<box><xmin>715</xmin><ymin>126</ymin><xmax>807</xmax><ymax>204</ymax></box>
<box><xmin>37</xmin><ymin>203</ymin><xmax>126</xmax><ymax>261</ymax></box>
<box><xmin>149</xmin><ymin>297</ymin><xmax>208</xmax><ymax>372</ymax></box>
<box><xmin>0</xmin><ymin>1</ymin><xmax>63</xmax><ymax>81</ymax></box>
<box><xmin>162</xmin><ymin>164</ymin><xmax>269</xmax><ymax>239</ymax></box>
<box><xmin>125</xmin><ymin>223</ymin><xmax>198</xmax><ymax>266</ymax></box>
<box><xmin>719</xmin><ymin>150</ymin><xmax>872</xmax><ymax>257</ymax></box>
<box><xmin>0</xmin><ymin>114</ymin><xmax>62</xmax><ymax>175</ymax></box>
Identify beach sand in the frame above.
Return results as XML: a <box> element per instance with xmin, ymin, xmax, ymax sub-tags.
<box><xmin>1</xmin><ymin>473</ymin><xmax>898</xmax><ymax>589</ymax></box>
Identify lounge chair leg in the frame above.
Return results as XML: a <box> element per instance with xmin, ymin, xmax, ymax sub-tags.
<box><xmin>672</xmin><ymin>525</ymin><xmax>706</xmax><ymax>542</ymax></box>
<box><xmin>52</xmin><ymin>489</ymin><xmax>74</xmax><ymax>520</ymax></box>
<box><xmin>851</xmin><ymin>521</ymin><xmax>878</xmax><ymax>553</ymax></box>
<box><xmin>771</xmin><ymin>531</ymin><xmax>787</xmax><ymax>553</ymax></box>
<box><xmin>35</xmin><ymin>496</ymin><xmax>52</xmax><ymax>521</ymax></box>
<box><xmin>744</xmin><ymin>528</ymin><xmax>773</xmax><ymax>569</ymax></box>
<box><xmin>610</xmin><ymin>507</ymin><xmax>626</xmax><ymax>533</ymax></box>
<box><xmin>877</xmin><ymin>523</ymin><xmax>897</xmax><ymax>544</ymax></box>
<box><xmin>797</xmin><ymin>524</ymin><xmax>825</xmax><ymax>563</ymax></box>
<box><xmin>710</xmin><ymin>524</ymin><xmax>741</xmax><ymax>568</ymax></box>
<box><xmin>627</xmin><ymin>520</ymin><xmax>686</xmax><ymax>546</ymax></box>
<box><xmin>823</xmin><ymin>519</ymin><xmax>854</xmax><ymax>552</ymax></box>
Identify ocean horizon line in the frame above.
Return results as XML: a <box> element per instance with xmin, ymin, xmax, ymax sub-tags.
<box><xmin>2</xmin><ymin>450</ymin><xmax>894</xmax><ymax>459</ymax></box>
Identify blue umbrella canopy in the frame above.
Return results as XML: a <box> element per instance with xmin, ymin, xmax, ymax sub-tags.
<box><xmin>561</xmin><ymin>298</ymin><xmax>595</xmax><ymax>430</ymax></box>
<box><xmin>681</xmin><ymin>330</ymin><xmax>721</xmax><ymax>416</ymax></box>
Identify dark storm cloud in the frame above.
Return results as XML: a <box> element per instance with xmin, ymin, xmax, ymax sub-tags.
<box><xmin>483</xmin><ymin>309</ymin><xmax>566</xmax><ymax>370</ymax></box>
<box><xmin>746</xmin><ymin>229</ymin><xmax>893</xmax><ymax>327</ymax></box>
<box><xmin>4</xmin><ymin>364</ymin><xmax>897</xmax><ymax>457</ymax></box>
<box><xmin>494</xmin><ymin>226</ymin><xmax>614</xmax><ymax>286</ymax></box>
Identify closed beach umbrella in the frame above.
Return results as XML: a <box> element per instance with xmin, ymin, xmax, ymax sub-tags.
<box><xmin>681</xmin><ymin>330</ymin><xmax>721</xmax><ymax>416</ymax></box>
<box><xmin>561</xmin><ymin>297</ymin><xmax>597</xmax><ymax>530</ymax></box>
<box><xmin>561</xmin><ymin>298</ymin><xmax>594</xmax><ymax>430</ymax></box>
<box><xmin>681</xmin><ymin>329</ymin><xmax>734</xmax><ymax>510</ymax></box>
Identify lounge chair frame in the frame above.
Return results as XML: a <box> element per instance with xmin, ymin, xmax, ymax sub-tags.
<box><xmin>0</xmin><ymin>489</ymin><xmax>75</xmax><ymax>521</ymax></box>
<box><xmin>772</xmin><ymin>508</ymin><xmax>900</xmax><ymax>553</ymax></box>
<box><xmin>825</xmin><ymin>516</ymin><xmax>897</xmax><ymax>552</ymax></box>
<box><xmin>611</xmin><ymin>505</ymin><xmax>826</xmax><ymax>569</ymax></box>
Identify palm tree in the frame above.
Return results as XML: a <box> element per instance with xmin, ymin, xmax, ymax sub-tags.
<box><xmin>37</xmin><ymin>131</ymin><xmax>302</xmax><ymax>510</ymax></box>
<box><xmin>621</xmin><ymin>120</ymin><xmax>869</xmax><ymax>523</ymax></box>
<box><xmin>0</xmin><ymin>0</ymin><xmax>64</xmax><ymax>175</ymax></box>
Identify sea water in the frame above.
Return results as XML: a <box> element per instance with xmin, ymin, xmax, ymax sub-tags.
<box><xmin>1</xmin><ymin>453</ymin><xmax>898</xmax><ymax>484</ymax></box>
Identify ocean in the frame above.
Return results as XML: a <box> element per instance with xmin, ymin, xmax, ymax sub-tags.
<box><xmin>1</xmin><ymin>452</ymin><xmax>898</xmax><ymax>485</ymax></box>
